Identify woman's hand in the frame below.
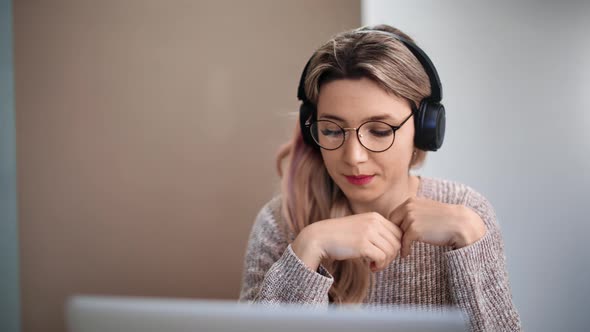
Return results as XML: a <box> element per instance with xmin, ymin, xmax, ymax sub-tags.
<box><xmin>291</xmin><ymin>212</ymin><xmax>402</xmax><ymax>273</ymax></box>
<box><xmin>388</xmin><ymin>197</ymin><xmax>487</xmax><ymax>258</ymax></box>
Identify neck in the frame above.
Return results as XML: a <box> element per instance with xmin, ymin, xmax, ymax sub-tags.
<box><xmin>348</xmin><ymin>175</ymin><xmax>420</xmax><ymax>218</ymax></box>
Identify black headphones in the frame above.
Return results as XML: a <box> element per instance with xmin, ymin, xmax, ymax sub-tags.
<box><xmin>297</xmin><ymin>29</ymin><xmax>446</xmax><ymax>152</ymax></box>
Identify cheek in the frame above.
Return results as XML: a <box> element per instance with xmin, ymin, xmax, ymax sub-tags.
<box><xmin>398</xmin><ymin>124</ymin><xmax>415</xmax><ymax>146</ymax></box>
<box><xmin>395</xmin><ymin>126</ymin><xmax>416</xmax><ymax>155</ymax></box>
<box><xmin>378</xmin><ymin>143</ymin><xmax>414</xmax><ymax>172</ymax></box>
<box><xmin>320</xmin><ymin>151</ymin><xmax>340</xmax><ymax>176</ymax></box>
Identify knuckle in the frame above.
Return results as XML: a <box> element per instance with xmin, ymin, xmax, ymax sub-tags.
<box><xmin>369</xmin><ymin>211</ymin><xmax>381</xmax><ymax>219</ymax></box>
<box><xmin>380</xmin><ymin>249</ymin><xmax>388</xmax><ymax>259</ymax></box>
<box><xmin>360</xmin><ymin>233</ymin><xmax>372</xmax><ymax>246</ymax></box>
<box><xmin>405</xmin><ymin>228</ymin><xmax>416</xmax><ymax>238</ymax></box>
<box><xmin>363</xmin><ymin>217</ymin><xmax>379</xmax><ymax>232</ymax></box>
<box><xmin>359</xmin><ymin>238</ymin><xmax>370</xmax><ymax>250</ymax></box>
<box><xmin>360</xmin><ymin>244</ymin><xmax>372</xmax><ymax>257</ymax></box>
<box><xmin>384</xmin><ymin>252</ymin><xmax>393</xmax><ymax>263</ymax></box>
<box><xmin>370</xmin><ymin>212</ymin><xmax>383</xmax><ymax>223</ymax></box>
<box><xmin>360</xmin><ymin>222</ymin><xmax>372</xmax><ymax>235</ymax></box>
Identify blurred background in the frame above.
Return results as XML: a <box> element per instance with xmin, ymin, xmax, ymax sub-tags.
<box><xmin>1</xmin><ymin>0</ymin><xmax>589</xmax><ymax>331</ymax></box>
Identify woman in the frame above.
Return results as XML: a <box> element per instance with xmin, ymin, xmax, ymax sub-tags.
<box><xmin>239</xmin><ymin>24</ymin><xmax>521</xmax><ymax>332</ymax></box>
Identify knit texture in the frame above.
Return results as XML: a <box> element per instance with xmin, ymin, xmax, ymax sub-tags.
<box><xmin>239</xmin><ymin>177</ymin><xmax>522</xmax><ymax>331</ymax></box>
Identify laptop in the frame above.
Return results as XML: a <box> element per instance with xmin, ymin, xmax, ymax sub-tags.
<box><xmin>66</xmin><ymin>295</ymin><xmax>469</xmax><ymax>332</ymax></box>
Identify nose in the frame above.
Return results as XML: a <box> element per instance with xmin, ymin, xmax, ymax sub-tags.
<box><xmin>341</xmin><ymin>130</ymin><xmax>369</xmax><ymax>165</ymax></box>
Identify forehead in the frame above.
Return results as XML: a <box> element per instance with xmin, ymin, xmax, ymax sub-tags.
<box><xmin>316</xmin><ymin>77</ymin><xmax>410</xmax><ymax>123</ymax></box>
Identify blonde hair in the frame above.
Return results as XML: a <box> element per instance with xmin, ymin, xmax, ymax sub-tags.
<box><xmin>276</xmin><ymin>25</ymin><xmax>431</xmax><ymax>303</ymax></box>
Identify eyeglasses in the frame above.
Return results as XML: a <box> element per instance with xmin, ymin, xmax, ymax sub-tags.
<box><xmin>307</xmin><ymin>112</ymin><xmax>414</xmax><ymax>152</ymax></box>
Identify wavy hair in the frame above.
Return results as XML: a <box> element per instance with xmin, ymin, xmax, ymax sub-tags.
<box><xmin>276</xmin><ymin>24</ymin><xmax>431</xmax><ymax>303</ymax></box>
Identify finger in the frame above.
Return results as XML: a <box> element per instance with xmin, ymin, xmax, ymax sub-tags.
<box><xmin>376</xmin><ymin>225</ymin><xmax>401</xmax><ymax>260</ymax></box>
<box><xmin>401</xmin><ymin>230</ymin><xmax>417</xmax><ymax>259</ymax></box>
<box><xmin>389</xmin><ymin>197</ymin><xmax>412</xmax><ymax>226</ymax></box>
<box><xmin>380</xmin><ymin>233</ymin><xmax>401</xmax><ymax>263</ymax></box>
<box><xmin>399</xmin><ymin>214</ymin><xmax>413</xmax><ymax>232</ymax></box>
<box><xmin>363</xmin><ymin>241</ymin><xmax>389</xmax><ymax>272</ymax></box>
<box><xmin>369</xmin><ymin>235</ymin><xmax>396</xmax><ymax>270</ymax></box>
<box><xmin>370</xmin><ymin>261</ymin><xmax>377</xmax><ymax>270</ymax></box>
<box><xmin>366</xmin><ymin>246</ymin><xmax>385</xmax><ymax>272</ymax></box>
<box><xmin>377</xmin><ymin>217</ymin><xmax>402</xmax><ymax>241</ymax></box>
<box><xmin>377</xmin><ymin>227</ymin><xmax>400</xmax><ymax>252</ymax></box>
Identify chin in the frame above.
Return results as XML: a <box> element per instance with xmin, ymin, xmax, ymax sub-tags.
<box><xmin>338</xmin><ymin>185</ymin><xmax>382</xmax><ymax>204</ymax></box>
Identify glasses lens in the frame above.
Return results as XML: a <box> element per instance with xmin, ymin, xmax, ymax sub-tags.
<box><xmin>310</xmin><ymin>121</ymin><xmax>344</xmax><ymax>150</ymax></box>
<box><xmin>358</xmin><ymin>121</ymin><xmax>395</xmax><ymax>152</ymax></box>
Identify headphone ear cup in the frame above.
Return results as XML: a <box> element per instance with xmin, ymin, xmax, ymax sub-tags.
<box><xmin>414</xmin><ymin>101</ymin><xmax>446</xmax><ymax>151</ymax></box>
<box><xmin>299</xmin><ymin>102</ymin><xmax>318</xmax><ymax>148</ymax></box>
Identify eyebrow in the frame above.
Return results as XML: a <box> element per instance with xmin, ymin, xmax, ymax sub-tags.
<box><xmin>318</xmin><ymin>113</ymin><xmax>398</xmax><ymax>123</ymax></box>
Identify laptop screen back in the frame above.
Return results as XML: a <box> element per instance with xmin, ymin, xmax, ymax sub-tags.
<box><xmin>66</xmin><ymin>295</ymin><xmax>469</xmax><ymax>332</ymax></box>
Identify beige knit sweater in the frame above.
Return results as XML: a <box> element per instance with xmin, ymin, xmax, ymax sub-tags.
<box><xmin>239</xmin><ymin>177</ymin><xmax>522</xmax><ymax>332</ymax></box>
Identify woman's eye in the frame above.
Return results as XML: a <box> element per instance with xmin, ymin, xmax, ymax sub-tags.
<box><xmin>321</xmin><ymin>129</ymin><xmax>342</xmax><ymax>137</ymax></box>
<box><xmin>370</xmin><ymin>130</ymin><xmax>393</xmax><ymax>137</ymax></box>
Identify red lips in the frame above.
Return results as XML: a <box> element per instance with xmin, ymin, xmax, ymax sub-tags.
<box><xmin>345</xmin><ymin>175</ymin><xmax>374</xmax><ymax>185</ymax></box>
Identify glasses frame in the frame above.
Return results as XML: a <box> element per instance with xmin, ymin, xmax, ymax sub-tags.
<box><xmin>306</xmin><ymin>111</ymin><xmax>414</xmax><ymax>152</ymax></box>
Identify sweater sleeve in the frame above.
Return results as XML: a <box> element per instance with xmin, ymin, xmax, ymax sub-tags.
<box><xmin>239</xmin><ymin>200</ymin><xmax>334</xmax><ymax>306</ymax></box>
<box><xmin>445</xmin><ymin>189</ymin><xmax>522</xmax><ymax>332</ymax></box>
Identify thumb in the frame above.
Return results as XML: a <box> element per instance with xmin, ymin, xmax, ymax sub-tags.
<box><xmin>389</xmin><ymin>197</ymin><xmax>411</xmax><ymax>226</ymax></box>
<box><xmin>401</xmin><ymin>233</ymin><xmax>415</xmax><ymax>259</ymax></box>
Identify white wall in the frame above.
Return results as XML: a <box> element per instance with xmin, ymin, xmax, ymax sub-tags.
<box><xmin>363</xmin><ymin>1</ymin><xmax>590</xmax><ymax>331</ymax></box>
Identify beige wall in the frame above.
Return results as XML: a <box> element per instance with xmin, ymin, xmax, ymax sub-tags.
<box><xmin>14</xmin><ymin>1</ymin><xmax>360</xmax><ymax>331</ymax></box>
